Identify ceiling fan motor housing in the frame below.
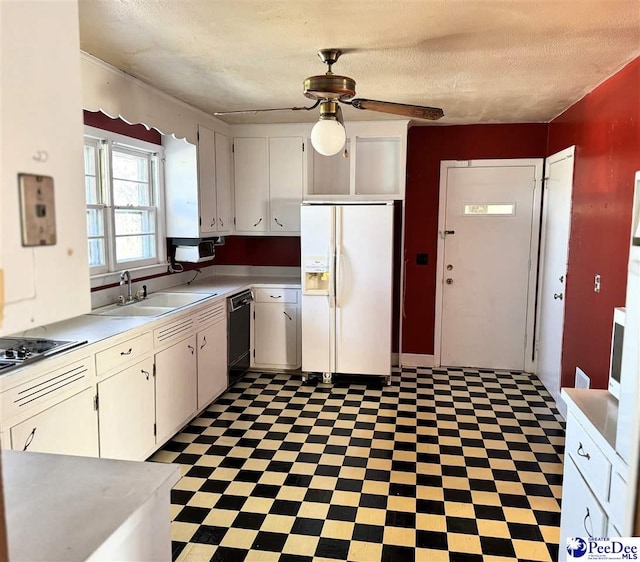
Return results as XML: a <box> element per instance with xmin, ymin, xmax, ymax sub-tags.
<box><xmin>303</xmin><ymin>74</ymin><xmax>356</xmax><ymax>101</ymax></box>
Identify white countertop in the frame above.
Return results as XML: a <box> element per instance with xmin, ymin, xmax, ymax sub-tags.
<box><xmin>16</xmin><ymin>274</ymin><xmax>301</xmax><ymax>345</ymax></box>
<box><xmin>562</xmin><ymin>387</ymin><xmax>619</xmax><ymax>452</ymax></box>
<box><xmin>3</xmin><ymin>450</ymin><xmax>180</xmax><ymax>562</ymax></box>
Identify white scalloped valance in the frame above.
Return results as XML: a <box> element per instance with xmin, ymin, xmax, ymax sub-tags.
<box><xmin>81</xmin><ymin>53</ymin><xmax>227</xmax><ymax>145</ymax></box>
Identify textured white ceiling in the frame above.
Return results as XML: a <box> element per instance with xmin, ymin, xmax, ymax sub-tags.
<box><xmin>78</xmin><ymin>0</ymin><xmax>640</xmax><ymax>125</ymax></box>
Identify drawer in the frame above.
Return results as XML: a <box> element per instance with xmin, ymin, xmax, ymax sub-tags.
<box><xmin>560</xmin><ymin>457</ymin><xmax>607</xmax><ymax>547</ymax></box>
<box><xmin>96</xmin><ymin>332</ymin><xmax>152</xmax><ymax>375</ymax></box>
<box><xmin>254</xmin><ymin>288</ymin><xmax>298</xmax><ymax>303</ymax></box>
<box><xmin>2</xmin><ymin>357</ymin><xmax>94</xmax><ymax>423</ymax></box>
<box><xmin>565</xmin><ymin>412</ymin><xmax>611</xmax><ymax>502</ymax></box>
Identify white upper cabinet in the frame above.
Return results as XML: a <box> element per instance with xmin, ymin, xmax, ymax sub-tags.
<box><xmin>164</xmin><ymin>124</ymin><xmax>232</xmax><ymax>239</ymax></box>
<box><xmin>269</xmin><ymin>137</ymin><xmax>304</xmax><ymax>233</ymax></box>
<box><xmin>306</xmin><ymin>121</ymin><xmax>408</xmax><ymax>200</ymax></box>
<box><xmin>233</xmin><ymin>137</ymin><xmax>270</xmax><ymax>232</ymax></box>
<box><xmin>232</xmin><ymin>124</ymin><xmax>308</xmax><ymax>236</ymax></box>
<box><xmin>214</xmin><ymin>131</ymin><xmax>232</xmax><ymax>232</ymax></box>
<box><xmin>1</xmin><ymin>1</ymin><xmax>91</xmax><ymax>335</ymax></box>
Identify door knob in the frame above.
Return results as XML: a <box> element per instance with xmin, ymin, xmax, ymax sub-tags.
<box><xmin>446</xmin><ymin>278</ymin><xmax>454</xmax><ymax>285</ymax></box>
<box><xmin>554</xmin><ymin>293</ymin><xmax>563</xmax><ymax>300</ymax></box>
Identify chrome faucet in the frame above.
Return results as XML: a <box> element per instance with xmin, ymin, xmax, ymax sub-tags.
<box><xmin>120</xmin><ymin>270</ymin><xmax>133</xmax><ymax>303</ymax></box>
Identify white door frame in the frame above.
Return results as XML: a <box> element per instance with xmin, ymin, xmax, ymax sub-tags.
<box><xmin>434</xmin><ymin>159</ymin><xmax>544</xmax><ymax>372</ymax></box>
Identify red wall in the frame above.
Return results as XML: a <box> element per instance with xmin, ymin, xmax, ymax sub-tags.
<box><xmin>548</xmin><ymin>58</ymin><xmax>640</xmax><ymax>389</ymax></box>
<box><xmin>402</xmin><ymin>124</ymin><xmax>548</xmax><ymax>354</ymax></box>
<box><xmin>214</xmin><ymin>236</ymin><xmax>300</xmax><ymax>266</ymax></box>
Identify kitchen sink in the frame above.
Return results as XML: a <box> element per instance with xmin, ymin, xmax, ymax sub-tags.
<box><xmin>134</xmin><ymin>292</ymin><xmax>211</xmax><ymax>308</ymax></box>
<box><xmin>90</xmin><ymin>292</ymin><xmax>212</xmax><ymax>317</ymax></box>
<box><xmin>94</xmin><ymin>305</ymin><xmax>173</xmax><ymax>317</ymax></box>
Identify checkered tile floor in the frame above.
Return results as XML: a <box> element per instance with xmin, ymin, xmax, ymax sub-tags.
<box><xmin>150</xmin><ymin>367</ymin><xmax>565</xmax><ymax>562</ymax></box>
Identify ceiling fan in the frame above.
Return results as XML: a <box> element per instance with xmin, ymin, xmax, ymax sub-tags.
<box><xmin>214</xmin><ymin>49</ymin><xmax>444</xmax><ymax>156</ymax></box>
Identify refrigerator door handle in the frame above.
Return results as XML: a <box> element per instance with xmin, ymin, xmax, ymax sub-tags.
<box><xmin>329</xmin><ymin>249</ymin><xmax>336</xmax><ymax>308</ymax></box>
<box><xmin>335</xmin><ymin>207</ymin><xmax>343</xmax><ymax>308</ymax></box>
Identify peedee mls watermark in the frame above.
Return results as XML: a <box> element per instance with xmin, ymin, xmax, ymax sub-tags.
<box><xmin>566</xmin><ymin>537</ymin><xmax>640</xmax><ymax>560</ymax></box>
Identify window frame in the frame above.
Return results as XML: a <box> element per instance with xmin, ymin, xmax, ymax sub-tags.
<box><xmin>83</xmin><ymin>126</ymin><xmax>166</xmax><ymax>276</ymax></box>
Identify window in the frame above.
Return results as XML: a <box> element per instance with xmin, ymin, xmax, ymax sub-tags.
<box><xmin>83</xmin><ymin>127</ymin><xmax>165</xmax><ymax>274</ymax></box>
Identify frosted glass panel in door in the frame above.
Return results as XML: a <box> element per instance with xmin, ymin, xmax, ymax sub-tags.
<box><xmin>355</xmin><ymin>137</ymin><xmax>400</xmax><ymax>195</ymax></box>
<box><xmin>310</xmin><ymin>140</ymin><xmax>350</xmax><ymax>196</ymax></box>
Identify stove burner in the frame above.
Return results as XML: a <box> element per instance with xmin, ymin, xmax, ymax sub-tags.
<box><xmin>0</xmin><ymin>337</ymin><xmax>86</xmax><ymax>375</ymax></box>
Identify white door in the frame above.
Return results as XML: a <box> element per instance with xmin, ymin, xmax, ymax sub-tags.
<box><xmin>197</xmin><ymin>320</ymin><xmax>228</xmax><ymax>410</ymax></box>
<box><xmin>98</xmin><ymin>357</ymin><xmax>156</xmax><ymax>461</ymax></box>
<box><xmin>269</xmin><ymin>137</ymin><xmax>303</xmax><ymax>232</ymax></box>
<box><xmin>155</xmin><ymin>335</ymin><xmax>197</xmax><ymax>443</ymax></box>
<box><xmin>254</xmin><ymin>302</ymin><xmax>298</xmax><ymax>367</ymax></box>
<box><xmin>198</xmin><ymin>124</ymin><xmax>217</xmax><ymax>234</ymax></box>
<box><xmin>536</xmin><ymin>147</ymin><xmax>574</xmax><ymax>403</ymax></box>
<box><xmin>214</xmin><ymin>131</ymin><xmax>232</xmax><ymax>232</ymax></box>
<box><xmin>233</xmin><ymin>137</ymin><xmax>269</xmax><ymax>231</ymax></box>
<box><xmin>11</xmin><ymin>387</ymin><xmax>99</xmax><ymax>457</ymax></box>
<box><xmin>335</xmin><ymin>204</ymin><xmax>394</xmax><ymax>376</ymax></box>
<box><xmin>438</xmin><ymin>160</ymin><xmax>542</xmax><ymax>371</ymax></box>
<box><xmin>301</xmin><ymin>204</ymin><xmax>334</xmax><ymax>373</ymax></box>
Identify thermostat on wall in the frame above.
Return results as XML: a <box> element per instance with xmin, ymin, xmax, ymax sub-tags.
<box><xmin>18</xmin><ymin>174</ymin><xmax>57</xmax><ymax>246</ymax></box>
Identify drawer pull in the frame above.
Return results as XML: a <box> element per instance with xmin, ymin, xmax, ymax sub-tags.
<box><xmin>23</xmin><ymin>427</ymin><xmax>37</xmax><ymax>451</ymax></box>
<box><xmin>142</xmin><ymin>369</ymin><xmax>150</xmax><ymax>380</ymax></box>
<box><xmin>200</xmin><ymin>336</ymin><xmax>207</xmax><ymax>350</ymax></box>
<box><xmin>253</xmin><ymin>217</ymin><xmax>262</xmax><ymax>227</ymax></box>
<box><xmin>583</xmin><ymin>507</ymin><xmax>593</xmax><ymax>538</ymax></box>
<box><xmin>188</xmin><ymin>344</ymin><xmax>195</xmax><ymax>355</ymax></box>
<box><xmin>270</xmin><ymin>295</ymin><xmax>282</xmax><ymax>299</ymax></box>
<box><xmin>274</xmin><ymin>218</ymin><xmax>284</xmax><ymax>227</ymax></box>
<box><xmin>283</xmin><ymin>311</ymin><xmax>292</xmax><ymax>321</ymax></box>
<box><xmin>577</xmin><ymin>442</ymin><xmax>591</xmax><ymax>460</ymax></box>
<box><xmin>120</xmin><ymin>348</ymin><xmax>133</xmax><ymax>356</ymax></box>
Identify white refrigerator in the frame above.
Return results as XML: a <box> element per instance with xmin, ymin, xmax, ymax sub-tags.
<box><xmin>300</xmin><ymin>202</ymin><xmax>394</xmax><ymax>381</ymax></box>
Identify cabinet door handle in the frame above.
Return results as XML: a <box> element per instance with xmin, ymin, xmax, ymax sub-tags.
<box><xmin>577</xmin><ymin>442</ymin><xmax>591</xmax><ymax>460</ymax></box>
<box><xmin>141</xmin><ymin>369</ymin><xmax>150</xmax><ymax>380</ymax></box>
<box><xmin>200</xmin><ymin>336</ymin><xmax>207</xmax><ymax>350</ymax></box>
<box><xmin>120</xmin><ymin>348</ymin><xmax>132</xmax><ymax>356</ymax></box>
<box><xmin>583</xmin><ymin>507</ymin><xmax>594</xmax><ymax>538</ymax></box>
<box><xmin>283</xmin><ymin>311</ymin><xmax>292</xmax><ymax>321</ymax></box>
<box><xmin>274</xmin><ymin>218</ymin><xmax>283</xmax><ymax>227</ymax></box>
<box><xmin>253</xmin><ymin>217</ymin><xmax>262</xmax><ymax>227</ymax></box>
<box><xmin>219</xmin><ymin>218</ymin><xmax>224</xmax><ymax>228</ymax></box>
<box><xmin>270</xmin><ymin>295</ymin><xmax>282</xmax><ymax>299</ymax></box>
<box><xmin>210</xmin><ymin>218</ymin><xmax>216</xmax><ymax>227</ymax></box>
<box><xmin>553</xmin><ymin>293</ymin><xmax>563</xmax><ymax>300</ymax></box>
<box><xmin>23</xmin><ymin>427</ymin><xmax>37</xmax><ymax>451</ymax></box>
<box><xmin>188</xmin><ymin>344</ymin><xmax>195</xmax><ymax>355</ymax></box>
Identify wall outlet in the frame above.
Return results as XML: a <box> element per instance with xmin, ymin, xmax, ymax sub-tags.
<box><xmin>575</xmin><ymin>367</ymin><xmax>590</xmax><ymax>389</ymax></box>
<box><xmin>594</xmin><ymin>274</ymin><xmax>601</xmax><ymax>293</ymax></box>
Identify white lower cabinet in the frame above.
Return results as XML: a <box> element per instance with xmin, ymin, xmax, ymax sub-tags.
<box><xmin>197</xmin><ymin>320</ymin><xmax>228</xmax><ymax>410</ymax></box>
<box><xmin>98</xmin><ymin>357</ymin><xmax>155</xmax><ymax>461</ymax></box>
<box><xmin>252</xmin><ymin>288</ymin><xmax>300</xmax><ymax>369</ymax></box>
<box><xmin>559</xmin><ymin>457</ymin><xmax>607</xmax><ymax>549</ymax></box>
<box><xmin>155</xmin><ymin>335</ymin><xmax>198</xmax><ymax>444</ymax></box>
<box><xmin>10</xmin><ymin>387</ymin><xmax>98</xmax><ymax>457</ymax></box>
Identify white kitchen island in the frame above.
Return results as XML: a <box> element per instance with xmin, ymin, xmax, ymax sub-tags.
<box><xmin>3</xmin><ymin>450</ymin><xmax>180</xmax><ymax>561</ymax></box>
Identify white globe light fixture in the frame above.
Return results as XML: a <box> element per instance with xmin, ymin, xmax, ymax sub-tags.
<box><xmin>310</xmin><ymin>101</ymin><xmax>346</xmax><ymax>156</ymax></box>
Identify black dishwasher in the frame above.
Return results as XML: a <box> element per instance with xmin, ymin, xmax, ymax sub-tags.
<box><xmin>227</xmin><ymin>289</ymin><xmax>253</xmax><ymax>386</ymax></box>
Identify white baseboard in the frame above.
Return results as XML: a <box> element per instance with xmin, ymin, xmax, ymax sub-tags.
<box><xmin>401</xmin><ymin>354</ymin><xmax>435</xmax><ymax>368</ymax></box>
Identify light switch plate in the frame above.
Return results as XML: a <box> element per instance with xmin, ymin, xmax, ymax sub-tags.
<box><xmin>18</xmin><ymin>174</ymin><xmax>57</xmax><ymax>246</ymax></box>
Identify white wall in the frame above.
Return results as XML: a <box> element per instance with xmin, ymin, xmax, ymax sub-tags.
<box><xmin>81</xmin><ymin>53</ymin><xmax>230</xmax><ymax>144</ymax></box>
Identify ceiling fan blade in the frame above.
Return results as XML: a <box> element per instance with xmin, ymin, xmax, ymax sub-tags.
<box><xmin>214</xmin><ymin>101</ymin><xmax>320</xmax><ymax>116</ymax></box>
<box><xmin>349</xmin><ymin>98</ymin><xmax>444</xmax><ymax>120</ymax></box>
